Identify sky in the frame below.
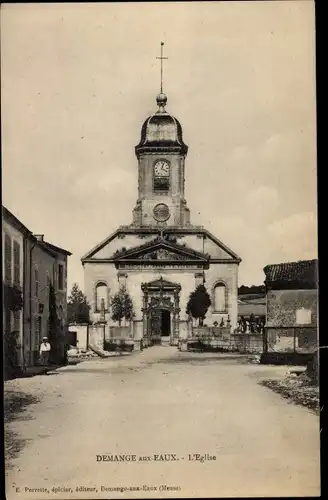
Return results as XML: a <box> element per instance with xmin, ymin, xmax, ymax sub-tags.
<box><xmin>1</xmin><ymin>1</ymin><xmax>317</xmax><ymax>292</ymax></box>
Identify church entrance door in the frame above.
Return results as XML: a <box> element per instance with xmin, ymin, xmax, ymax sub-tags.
<box><xmin>141</xmin><ymin>277</ymin><xmax>181</xmax><ymax>347</ymax></box>
<box><xmin>161</xmin><ymin>310</ymin><xmax>171</xmax><ymax>336</ymax></box>
<box><xmin>149</xmin><ymin>308</ymin><xmax>171</xmax><ymax>345</ymax></box>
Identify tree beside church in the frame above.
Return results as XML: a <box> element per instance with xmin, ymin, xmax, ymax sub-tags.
<box><xmin>111</xmin><ymin>286</ymin><xmax>134</xmax><ymax>326</ymax></box>
<box><xmin>186</xmin><ymin>284</ymin><xmax>211</xmax><ymax>326</ymax></box>
<box><xmin>68</xmin><ymin>283</ymin><xmax>91</xmax><ymax>324</ymax></box>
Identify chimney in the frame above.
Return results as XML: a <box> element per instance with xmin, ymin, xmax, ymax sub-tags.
<box><xmin>35</xmin><ymin>234</ymin><xmax>44</xmax><ymax>242</ymax></box>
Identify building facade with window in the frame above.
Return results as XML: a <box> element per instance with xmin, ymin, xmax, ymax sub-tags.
<box><xmin>263</xmin><ymin>259</ymin><xmax>318</xmax><ymax>352</ymax></box>
<box><xmin>3</xmin><ymin>207</ymin><xmax>30</xmax><ymax>366</ymax></box>
<box><xmin>82</xmin><ymin>91</ymin><xmax>241</xmax><ymax>346</ymax></box>
<box><xmin>2</xmin><ymin>207</ymin><xmax>72</xmax><ymax>367</ymax></box>
<box><xmin>27</xmin><ymin>235</ymin><xmax>71</xmax><ymax>364</ymax></box>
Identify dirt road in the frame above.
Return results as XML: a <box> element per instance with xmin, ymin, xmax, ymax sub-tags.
<box><xmin>5</xmin><ymin>347</ymin><xmax>320</xmax><ymax>498</ymax></box>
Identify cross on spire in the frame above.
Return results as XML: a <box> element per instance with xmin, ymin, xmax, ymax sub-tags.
<box><xmin>156</xmin><ymin>42</ymin><xmax>168</xmax><ymax>94</ymax></box>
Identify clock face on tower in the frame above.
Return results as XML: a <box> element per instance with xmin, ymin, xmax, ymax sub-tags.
<box><xmin>154</xmin><ymin>160</ymin><xmax>170</xmax><ymax>177</ymax></box>
<box><xmin>153</xmin><ymin>160</ymin><xmax>170</xmax><ymax>192</ymax></box>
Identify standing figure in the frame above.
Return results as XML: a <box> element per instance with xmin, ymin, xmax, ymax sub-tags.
<box><xmin>39</xmin><ymin>336</ymin><xmax>51</xmax><ymax>374</ymax></box>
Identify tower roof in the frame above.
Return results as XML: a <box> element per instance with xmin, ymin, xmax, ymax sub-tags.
<box><xmin>135</xmin><ymin>93</ymin><xmax>188</xmax><ymax>156</ymax></box>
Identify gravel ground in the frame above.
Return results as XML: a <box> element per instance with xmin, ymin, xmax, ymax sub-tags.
<box><xmin>4</xmin><ymin>347</ymin><xmax>320</xmax><ymax>499</ymax></box>
<box><xmin>4</xmin><ymin>389</ymin><xmax>41</xmax><ymax>465</ymax></box>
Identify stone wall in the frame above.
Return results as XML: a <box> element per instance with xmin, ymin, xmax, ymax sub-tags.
<box><xmin>265</xmin><ymin>326</ymin><xmax>317</xmax><ymax>353</ymax></box>
<box><xmin>231</xmin><ymin>334</ymin><xmax>263</xmax><ymax>353</ymax></box>
<box><xmin>265</xmin><ymin>289</ymin><xmax>318</xmax><ymax>354</ymax></box>
<box><xmin>266</xmin><ymin>289</ymin><xmax>317</xmax><ymax>328</ymax></box>
<box><xmin>68</xmin><ymin>324</ymin><xmax>88</xmax><ymax>350</ymax></box>
<box><xmin>186</xmin><ymin>326</ymin><xmax>263</xmax><ymax>354</ymax></box>
<box><xmin>89</xmin><ymin>324</ymin><xmax>105</xmax><ymax>351</ymax></box>
<box><xmin>108</xmin><ymin>326</ymin><xmax>133</xmax><ymax>339</ymax></box>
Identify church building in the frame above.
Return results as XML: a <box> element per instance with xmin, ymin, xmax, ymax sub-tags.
<box><xmin>82</xmin><ymin>64</ymin><xmax>241</xmax><ymax>347</ymax></box>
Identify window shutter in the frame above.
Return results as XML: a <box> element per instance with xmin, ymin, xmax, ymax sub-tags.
<box><xmin>5</xmin><ymin>235</ymin><xmax>12</xmax><ymax>283</ymax></box>
<box><xmin>13</xmin><ymin>241</ymin><xmax>20</xmax><ymax>286</ymax></box>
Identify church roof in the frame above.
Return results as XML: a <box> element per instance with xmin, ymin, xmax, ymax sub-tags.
<box><xmin>135</xmin><ymin>94</ymin><xmax>188</xmax><ymax>155</ymax></box>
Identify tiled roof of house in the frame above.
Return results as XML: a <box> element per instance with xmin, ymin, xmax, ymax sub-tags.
<box><xmin>41</xmin><ymin>240</ymin><xmax>72</xmax><ymax>256</ymax></box>
<box><xmin>263</xmin><ymin>259</ymin><xmax>318</xmax><ymax>288</ymax></box>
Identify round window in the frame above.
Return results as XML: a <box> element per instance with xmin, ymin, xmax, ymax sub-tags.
<box><xmin>153</xmin><ymin>203</ymin><xmax>170</xmax><ymax>222</ymax></box>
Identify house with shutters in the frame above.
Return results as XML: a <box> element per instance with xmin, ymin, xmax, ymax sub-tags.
<box><xmin>2</xmin><ymin>206</ymin><xmax>71</xmax><ymax>368</ymax></box>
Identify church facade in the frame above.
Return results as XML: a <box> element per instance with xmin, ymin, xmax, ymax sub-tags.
<box><xmin>82</xmin><ymin>92</ymin><xmax>241</xmax><ymax>347</ymax></box>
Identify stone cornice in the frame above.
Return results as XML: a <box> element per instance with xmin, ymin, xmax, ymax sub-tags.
<box><xmin>135</xmin><ymin>145</ymin><xmax>188</xmax><ymax>157</ymax></box>
<box><xmin>82</xmin><ymin>257</ymin><xmax>237</xmax><ymax>265</ymax></box>
<box><xmin>211</xmin><ymin>259</ymin><xmax>241</xmax><ymax>264</ymax></box>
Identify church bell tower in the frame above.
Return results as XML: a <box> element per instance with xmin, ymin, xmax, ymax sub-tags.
<box><xmin>132</xmin><ymin>43</ymin><xmax>191</xmax><ymax>227</ymax></box>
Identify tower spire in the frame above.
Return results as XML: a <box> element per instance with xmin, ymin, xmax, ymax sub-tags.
<box><xmin>156</xmin><ymin>42</ymin><xmax>168</xmax><ymax>94</ymax></box>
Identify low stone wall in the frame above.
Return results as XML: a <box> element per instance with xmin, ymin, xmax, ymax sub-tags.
<box><xmin>68</xmin><ymin>324</ymin><xmax>89</xmax><ymax>350</ymax></box>
<box><xmin>231</xmin><ymin>333</ymin><xmax>263</xmax><ymax>353</ymax></box>
<box><xmin>185</xmin><ymin>326</ymin><xmax>263</xmax><ymax>353</ymax></box>
<box><xmin>104</xmin><ymin>339</ymin><xmax>134</xmax><ymax>352</ymax></box>
<box><xmin>105</xmin><ymin>326</ymin><xmax>135</xmax><ymax>351</ymax></box>
<box><xmin>89</xmin><ymin>324</ymin><xmax>105</xmax><ymax>351</ymax></box>
<box><xmin>192</xmin><ymin>326</ymin><xmax>231</xmax><ymax>339</ymax></box>
<box><xmin>108</xmin><ymin>326</ymin><xmax>133</xmax><ymax>339</ymax></box>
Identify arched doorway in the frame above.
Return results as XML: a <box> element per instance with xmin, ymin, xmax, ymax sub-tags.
<box><xmin>149</xmin><ymin>307</ymin><xmax>172</xmax><ymax>345</ymax></box>
<box><xmin>141</xmin><ymin>277</ymin><xmax>181</xmax><ymax>346</ymax></box>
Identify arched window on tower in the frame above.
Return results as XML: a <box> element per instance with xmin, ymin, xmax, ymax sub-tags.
<box><xmin>95</xmin><ymin>282</ymin><xmax>108</xmax><ymax>312</ymax></box>
<box><xmin>213</xmin><ymin>282</ymin><xmax>227</xmax><ymax>313</ymax></box>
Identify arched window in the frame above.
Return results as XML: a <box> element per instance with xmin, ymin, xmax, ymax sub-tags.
<box><xmin>4</xmin><ymin>234</ymin><xmax>12</xmax><ymax>283</ymax></box>
<box><xmin>213</xmin><ymin>282</ymin><xmax>227</xmax><ymax>312</ymax></box>
<box><xmin>95</xmin><ymin>282</ymin><xmax>108</xmax><ymax>312</ymax></box>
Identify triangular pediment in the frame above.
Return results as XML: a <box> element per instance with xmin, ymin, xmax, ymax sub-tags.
<box><xmin>113</xmin><ymin>238</ymin><xmax>209</xmax><ymax>262</ymax></box>
<box><xmin>81</xmin><ymin>226</ymin><xmax>241</xmax><ymax>264</ymax></box>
